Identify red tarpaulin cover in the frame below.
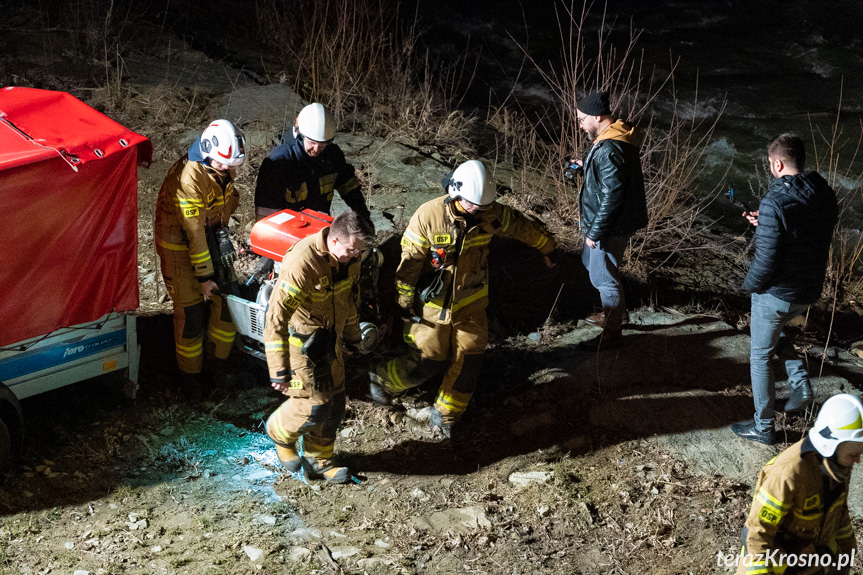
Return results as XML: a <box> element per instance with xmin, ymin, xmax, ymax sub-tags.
<box><xmin>0</xmin><ymin>87</ymin><xmax>153</xmax><ymax>347</ymax></box>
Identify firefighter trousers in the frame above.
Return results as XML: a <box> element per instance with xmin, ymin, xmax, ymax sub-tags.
<box><xmin>375</xmin><ymin>303</ymin><xmax>488</xmax><ymax>422</ymax></box>
<box><xmin>157</xmin><ymin>242</ymin><xmax>236</xmax><ymax>374</ymax></box>
<box><xmin>265</xmin><ymin>347</ymin><xmax>346</xmax><ymax>460</ymax></box>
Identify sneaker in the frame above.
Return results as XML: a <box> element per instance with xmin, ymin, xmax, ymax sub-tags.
<box><xmin>428</xmin><ymin>406</ymin><xmax>454</xmax><ymax>439</ymax></box>
<box><xmin>303</xmin><ymin>457</ymin><xmax>351</xmax><ymax>484</ymax></box>
<box><xmin>730</xmin><ymin>420</ymin><xmax>776</xmax><ymax>446</ymax></box>
<box><xmin>275</xmin><ymin>444</ymin><xmax>302</xmax><ymax>473</ymax></box>
<box><xmin>784</xmin><ymin>384</ymin><xmax>814</xmax><ymax>413</ymax></box>
<box><xmin>578</xmin><ymin>331</ymin><xmax>623</xmax><ymax>351</ymax></box>
<box><xmin>585</xmin><ymin>310</ymin><xmax>630</xmax><ymax>328</ymax></box>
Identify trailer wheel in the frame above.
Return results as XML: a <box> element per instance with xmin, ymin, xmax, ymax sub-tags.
<box><xmin>0</xmin><ymin>418</ymin><xmax>11</xmax><ymax>479</ymax></box>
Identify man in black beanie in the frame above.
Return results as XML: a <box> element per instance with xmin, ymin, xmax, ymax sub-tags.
<box><xmin>574</xmin><ymin>90</ymin><xmax>648</xmax><ymax>350</ymax></box>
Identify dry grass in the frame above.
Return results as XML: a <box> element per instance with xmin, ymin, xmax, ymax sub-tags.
<box><xmin>254</xmin><ymin>0</ymin><xmax>476</xmax><ymax>153</ymax></box>
<box><xmin>809</xmin><ymin>89</ymin><xmax>863</xmax><ymax>302</ymax></box>
<box><xmin>494</xmin><ymin>1</ymin><xmax>726</xmax><ymax>267</ymax></box>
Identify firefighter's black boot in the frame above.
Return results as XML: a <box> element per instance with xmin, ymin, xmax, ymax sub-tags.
<box><xmin>275</xmin><ymin>444</ymin><xmax>303</xmax><ymax>474</ymax></box>
<box><xmin>179</xmin><ymin>372</ymin><xmax>205</xmax><ymax>403</ymax></box>
<box><xmin>204</xmin><ymin>357</ymin><xmax>238</xmax><ymax>389</ymax></box>
<box><xmin>302</xmin><ymin>456</ymin><xmax>351</xmax><ymax>484</ymax></box>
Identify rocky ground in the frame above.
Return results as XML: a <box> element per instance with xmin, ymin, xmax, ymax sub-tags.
<box><xmin>3</xmin><ymin>5</ymin><xmax>863</xmax><ymax>575</ymax></box>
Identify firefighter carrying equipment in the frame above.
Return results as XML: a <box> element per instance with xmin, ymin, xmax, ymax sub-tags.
<box><xmin>735</xmin><ymin>436</ymin><xmax>856</xmax><ymax>575</ymax></box>
<box><xmin>263</xmin><ymin>227</ymin><xmax>362</xmax><ymax>478</ymax></box>
<box><xmin>155</xmin><ymin>146</ymin><xmax>239</xmax><ymax>374</ymax></box>
<box><xmin>200</xmin><ymin>119</ymin><xmax>246</xmax><ymax>167</ymax></box>
<box><xmin>375</xmin><ymin>192</ymin><xmax>556</xmax><ymax>423</ymax></box>
<box><xmin>395</xmin><ymin>195</ymin><xmax>556</xmax><ymax>323</ymax></box>
<box><xmin>444</xmin><ymin>159</ymin><xmax>496</xmax><ymax>207</ymax></box>
<box><xmin>809</xmin><ymin>394</ymin><xmax>863</xmax><ymax>458</ymax></box>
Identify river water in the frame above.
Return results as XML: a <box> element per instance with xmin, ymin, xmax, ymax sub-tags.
<box><xmin>414</xmin><ymin>0</ymin><xmax>863</xmax><ymax>216</ymax></box>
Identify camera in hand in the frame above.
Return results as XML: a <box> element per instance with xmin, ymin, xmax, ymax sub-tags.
<box><xmin>563</xmin><ymin>159</ymin><xmax>583</xmax><ymax>183</ymax></box>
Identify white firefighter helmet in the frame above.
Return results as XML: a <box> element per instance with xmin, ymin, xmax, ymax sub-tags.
<box><xmin>445</xmin><ymin>160</ymin><xmax>496</xmax><ymax>206</ymax></box>
<box><xmin>809</xmin><ymin>393</ymin><xmax>863</xmax><ymax>457</ymax></box>
<box><xmin>200</xmin><ymin>119</ymin><xmax>246</xmax><ymax>167</ymax></box>
<box><xmin>294</xmin><ymin>103</ymin><xmax>336</xmax><ymax>143</ymax></box>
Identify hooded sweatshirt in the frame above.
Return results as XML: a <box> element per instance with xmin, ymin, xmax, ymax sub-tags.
<box><xmin>743</xmin><ymin>171</ymin><xmax>838</xmax><ymax>304</ymax></box>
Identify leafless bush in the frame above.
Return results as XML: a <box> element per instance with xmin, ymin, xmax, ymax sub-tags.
<box><xmin>809</xmin><ymin>97</ymin><xmax>863</xmax><ymax>301</ymax></box>
<box><xmin>61</xmin><ymin>0</ymin><xmax>140</xmax><ymax>111</ymax></box>
<box><xmin>254</xmin><ymin>0</ymin><xmax>476</xmax><ymax>152</ymax></box>
<box><xmin>502</xmin><ymin>1</ymin><xmax>725</xmax><ymax>265</ymax></box>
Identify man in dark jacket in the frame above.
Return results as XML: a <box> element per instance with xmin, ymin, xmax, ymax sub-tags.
<box><xmin>575</xmin><ymin>91</ymin><xmax>648</xmax><ymax>349</ymax></box>
<box><xmin>254</xmin><ymin>103</ymin><xmax>373</xmax><ymax>229</ymax></box>
<box><xmin>732</xmin><ymin>134</ymin><xmax>838</xmax><ymax>445</ymax></box>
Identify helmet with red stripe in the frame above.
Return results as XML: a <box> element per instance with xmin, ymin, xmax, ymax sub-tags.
<box><xmin>200</xmin><ymin>119</ymin><xmax>246</xmax><ymax>167</ymax></box>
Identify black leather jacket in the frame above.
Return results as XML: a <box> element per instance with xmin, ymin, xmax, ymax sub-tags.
<box><xmin>743</xmin><ymin>171</ymin><xmax>838</xmax><ymax>304</ymax></box>
<box><xmin>254</xmin><ymin>134</ymin><xmax>370</xmax><ymax>223</ymax></box>
<box><xmin>579</xmin><ymin>120</ymin><xmax>648</xmax><ymax>241</ymax></box>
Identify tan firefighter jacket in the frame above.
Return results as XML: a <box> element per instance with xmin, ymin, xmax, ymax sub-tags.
<box><xmin>154</xmin><ymin>157</ymin><xmax>239</xmax><ymax>282</ymax></box>
<box><xmin>263</xmin><ymin>228</ymin><xmax>362</xmax><ymax>384</ymax></box>
<box><xmin>736</xmin><ymin>438</ymin><xmax>856</xmax><ymax>574</ymax></box>
<box><xmin>396</xmin><ymin>195</ymin><xmax>556</xmax><ymax>323</ymax></box>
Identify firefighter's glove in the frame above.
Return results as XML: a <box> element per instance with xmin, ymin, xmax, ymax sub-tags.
<box><xmin>221</xmin><ymin>252</ymin><xmax>237</xmax><ymax>269</ymax></box>
<box><xmin>216</xmin><ymin>228</ymin><xmax>237</xmax><ymax>266</ymax></box>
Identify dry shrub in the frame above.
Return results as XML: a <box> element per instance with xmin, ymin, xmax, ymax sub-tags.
<box><xmin>500</xmin><ymin>1</ymin><xmax>725</xmax><ymax>265</ymax></box>
<box><xmin>62</xmin><ymin>0</ymin><xmax>142</xmax><ymax>111</ymax></box>
<box><xmin>254</xmin><ymin>0</ymin><xmax>475</xmax><ymax>152</ymax></box>
<box><xmin>808</xmin><ymin>96</ymin><xmax>863</xmax><ymax>302</ymax></box>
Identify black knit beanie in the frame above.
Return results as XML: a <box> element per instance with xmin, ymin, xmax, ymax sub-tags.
<box><xmin>578</xmin><ymin>91</ymin><xmax>611</xmax><ymax>116</ymax></box>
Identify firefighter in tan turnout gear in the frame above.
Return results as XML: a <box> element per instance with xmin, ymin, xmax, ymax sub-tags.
<box><xmin>369</xmin><ymin>160</ymin><xmax>557</xmax><ymax>437</ymax></box>
<box><xmin>735</xmin><ymin>394</ymin><xmax>863</xmax><ymax>575</ymax></box>
<box><xmin>264</xmin><ymin>211</ymin><xmax>373</xmax><ymax>483</ymax></box>
<box><xmin>154</xmin><ymin>119</ymin><xmax>246</xmax><ymax>394</ymax></box>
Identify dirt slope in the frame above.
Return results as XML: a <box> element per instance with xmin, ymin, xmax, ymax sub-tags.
<box><xmin>3</xmin><ymin>9</ymin><xmax>863</xmax><ymax>575</ymax></box>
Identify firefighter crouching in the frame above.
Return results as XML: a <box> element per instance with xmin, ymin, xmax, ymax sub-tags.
<box><xmin>369</xmin><ymin>160</ymin><xmax>558</xmax><ymax>438</ymax></box>
<box><xmin>264</xmin><ymin>211</ymin><xmax>374</xmax><ymax>483</ymax></box>
<box><xmin>735</xmin><ymin>394</ymin><xmax>863</xmax><ymax>575</ymax></box>
<box><xmin>154</xmin><ymin>119</ymin><xmax>246</xmax><ymax>396</ymax></box>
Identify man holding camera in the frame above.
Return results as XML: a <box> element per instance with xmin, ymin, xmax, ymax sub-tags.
<box><xmin>368</xmin><ymin>160</ymin><xmax>557</xmax><ymax>438</ymax></box>
<box><xmin>575</xmin><ymin>91</ymin><xmax>648</xmax><ymax>350</ymax></box>
<box><xmin>263</xmin><ymin>211</ymin><xmax>374</xmax><ymax>483</ymax></box>
<box><xmin>731</xmin><ymin>134</ymin><xmax>838</xmax><ymax>445</ymax></box>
